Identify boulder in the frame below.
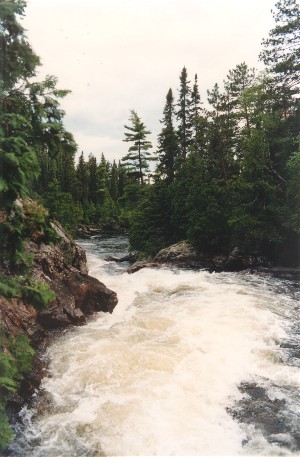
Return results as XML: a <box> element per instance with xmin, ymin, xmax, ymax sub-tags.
<box><xmin>127</xmin><ymin>261</ymin><xmax>159</xmax><ymax>274</ymax></box>
<box><xmin>153</xmin><ymin>241</ymin><xmax>206</xmax><ymax>269</ymax></box>
<box><xmin>126</xmin><ymin>241</ymin><xmax>271</xmax><ymax>273</ymax></box>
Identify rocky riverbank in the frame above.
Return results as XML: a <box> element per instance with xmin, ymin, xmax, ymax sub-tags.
<box><xmin>0</xmin><ymin>222</ymin><xmax>118</xmax><ymax>416</ymax></box>
<box><xmin>127</xmin><ymin>241</ymin><xmax>300</xmax><ymax>279</ymax></box>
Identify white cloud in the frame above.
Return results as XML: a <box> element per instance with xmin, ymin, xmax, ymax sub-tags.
<box><xmin>24</xmin><ymin>0</ymin><xmax>275</xmax><ymax>163</ymax></box>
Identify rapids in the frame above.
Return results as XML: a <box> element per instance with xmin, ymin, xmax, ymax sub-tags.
<box><xmin>7</xmin><ymin>234</ymin><xmax>300</xmax><ymax>456</ymax></box>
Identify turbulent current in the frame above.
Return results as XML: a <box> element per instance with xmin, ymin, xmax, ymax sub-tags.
<box><xmin>8</xmin><ymin>235</ymin><xmax>300</xmax><ymax>456</ymax></box>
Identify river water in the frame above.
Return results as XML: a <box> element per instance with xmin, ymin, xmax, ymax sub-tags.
<box><xmin>8</xmin><ymin>235</ymin><xmax>300</xmax><ymax>456</ymax></box>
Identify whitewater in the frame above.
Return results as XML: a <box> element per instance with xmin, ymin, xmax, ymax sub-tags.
<box><xmin>8</xmin><ymin>234</ymin><xmax>300</xmax><ymax>456</ymax></box>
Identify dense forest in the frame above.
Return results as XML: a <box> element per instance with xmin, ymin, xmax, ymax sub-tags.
<box><xmin>24</xmin><ymin>0</ymin><xmax>300</xmax><ymax>263</ymax></box>
<box><xmin>0</xmin><ymin>0</ymin><xmax>299</xmax><ymax>448</ymax></box>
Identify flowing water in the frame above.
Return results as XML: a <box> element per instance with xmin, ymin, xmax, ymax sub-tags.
<box><xmin>7</xmin><ymin>235</ymin><xmax>300</xmax><ymax>456</ymax></box>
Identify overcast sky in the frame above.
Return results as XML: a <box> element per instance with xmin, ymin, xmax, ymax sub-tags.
<box><xmin>23</xmin><ymin>0</ymin><xmax>275</xmax><ymax>163</ymax></box>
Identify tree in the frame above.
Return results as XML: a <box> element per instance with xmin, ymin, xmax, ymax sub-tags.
<box><xmin>75</xmin><ymin>152</ymin><xmax>89</xmax><ymax>204</ymax></box>
<box><xmin>224</xmin><ymin>62</ymin><xmax>256</xmax><ymax>129</ymax></box>
<box><xmin>122</xmin><ymin>110</ymin><xmax>154</xmax><ymax>185</ymax></box>
<box><xmin>156</xmin><ymin>88</ymin><xmax>179</xmax><ymax>183</ymax></box>
<box><xmin>260</xmin><ymin>0</ymin><xmax>300</xmax><ymax>90</ymax></box>
<box><xmin>0</xmin><ymin>0</ymin><xmax>40</xmax><ymax>213</ymax></box>
<box><xmin>176</xmin><ymin>67</ymin><xmax>192</xmax><ymax>160</ymax></box>
<box><xmin>206</xmin><ymin>83</ymin><xmax>237</xmax><ymax>182</ymax></box>
<box><xmin>109</xmin><ymin>160</ymin><xmax>119</xmax><ymax>201</ymax></box>
<box><xmin>87</xmin><ymin>154</ymin><xmax>98</xmax><ymax>204</ymax></box>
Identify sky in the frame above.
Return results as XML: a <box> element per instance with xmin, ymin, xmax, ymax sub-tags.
<box><xmin>23</xmin><ymin>0</ymin><xmax>275</xmax><ymax>164</ymax></box>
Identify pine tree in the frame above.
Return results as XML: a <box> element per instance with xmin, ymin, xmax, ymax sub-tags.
<box><xmin>157</xmin><ymin>88</ymin><xmax>179</xmax><ymax>183</ymax></box>
<box><xmin>122</xmin><ymin>110</ymin><xmax>154</xmax><ymax>185</ymax></box>
<box><xmin>224</xmin><ymin>62</ymin><xmax>256</xmax><ymax>129</ymax></box>
<box><xmin>260</xmin><ymin>0</ymin><xmax>300</xmax><ymax>90</ymax></box>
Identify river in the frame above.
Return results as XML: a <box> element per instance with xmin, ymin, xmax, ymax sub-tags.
<box><xmin>7</xmin><ymin>234</ymin><xmax>300</xmax><ymax>456</ymax></box>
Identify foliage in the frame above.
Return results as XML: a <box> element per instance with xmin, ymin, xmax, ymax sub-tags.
<box><xmin>0</xmin><ymin>275</ymin><xmax>56</xmax><ymax>310</ymax></box>
<box><xmin>43</xmin><ymin>179</ymin><xmax>83</xmax><ymax>236</ymax></box>
<box><xmin>285</xmin><ymin>149</ymin><xmax>300</xmax><ymax>233</ymax></box>
<box><xmin>0</xmin><ymin>329</ymin><xmax>35</xmax><ymax>450</ymax></box>
<box><xmin>122</xmin><ymin>110</ymin><xmax>155</xmax><ymax>185</ymax></box>
<box><xmin>260</xmin><ymin>0</ymin><xmax>300</xmax><ymax>90</ymax></box>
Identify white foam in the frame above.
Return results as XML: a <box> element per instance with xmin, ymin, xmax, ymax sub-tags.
<box><xmin>17</xmin><ymin>249</ymin><xmax>299</xmax><ymax>456</ymax></box>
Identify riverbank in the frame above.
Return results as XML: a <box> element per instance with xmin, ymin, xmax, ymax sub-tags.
<box><xmin>126</xmin><ymin>241</ymin><xmax>300</xmax><ymax>279</ymax></box>
<box><xmin>1</xmin><ymin>223</ymin><xmax>118</xmax><ymax>432</ymax></box>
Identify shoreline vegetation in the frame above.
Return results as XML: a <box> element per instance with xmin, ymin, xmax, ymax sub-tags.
<box><xmin>0</xmin><ymin>0</ymin><xmax>299</xmax><ymax>450</ymax></box>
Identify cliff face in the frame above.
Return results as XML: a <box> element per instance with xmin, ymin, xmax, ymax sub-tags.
<box><xmin>0</xmin><ymin>222</ymin><xmax>118</xmax><ymax>405</ymax></box>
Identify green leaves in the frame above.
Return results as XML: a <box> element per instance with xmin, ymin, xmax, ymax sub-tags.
<box><xmin>0</xmin><ymin>275</ymin><xmax>56</xmax><ymax>310</ymax></box>
<box><xmin>0</xmin><ymin>329</ymin><xmax>35</xmax><ymax>450</ymax></box>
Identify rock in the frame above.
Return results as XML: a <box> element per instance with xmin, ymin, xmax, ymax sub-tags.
<box><xmin>76</xmin><ymin>224</ymin><xmax>103</xmax><ymax>237</ymax></box>
<box><xmin>127</xmin><ymin>261</ymin><xmax>159</xmax><ymax>274</ymax></box>
<box><xmin>37</xmin><ymin>307</ymin><xmax>72</xmax><ymax>329</ymax></box>
<box><xmin>127</xmin><ymin>241</ymin><xmax>271</xmax><ymax>273</ymax></box>
<box><xmin>105</xmin><ymin>253</ymin><xmax>138</xmax><ymax>264</ymax></box>
<box><xmin>154</xmin><ymin>241</ymin><xmax>197</xmax><ymax>263</ymax></box>
<box><xmin>225</xmin><ymin>247</ymin><xmax>268</xmax><ymax>271</ymax></box>
<box><xmin>152</xmin><ymin>241</ymin><xmax>207</xmax><ymax>270</ymax></box>
<box><xmin>0</xmin><ymin>222</ymin><xmax>118</xmax><ymax>410</ymax></box>
<box><xmin>51</xmin><ymin>221</ymin><xmax>88</xmax><ymax>274</ymax></box>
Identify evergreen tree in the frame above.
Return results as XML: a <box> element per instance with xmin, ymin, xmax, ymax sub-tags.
<box><xmin>0</xmin><ymin>0</ymin><xmax>40</xmax><ymax>215</ymax></box>
<box><xmin>189</xmin><ymin>74</ymin><xmax>208</xmax><ymax>155</ymax></box>
<box><xmin>109</xmin><ymin>160</ymin><xmax>119</xmax><ymax>201</ymax></box>
<box><xmin>117</xmin><ymin>160</ymin><xmax>126</xmax><ymax>198</ymax></box>
<box><xmin>156</xmin><ymin>88</ymin><xmax>179</xmax><ymax>183</ymax></box>
<box><xmin>87</xmin><ymin>154</ymin><xmax>98</xmax><ymax>204</ymax></box>
<box><xmin>122</xmin><ymin>110</ymin><xmax>154</xmax><ymax>185</ymax></box>
<box><xmin>75</xmin><ymin>152</ymin><xmax>89</xmax><ymax>204</ymax></box>
<box><xmin>224</xmin><ymin>62</ymin><xmax>256</xmax><ymax>129</ymax></box>
<box><xmin>98</xmin><ymin>153</ymin><xmax>109</xmax><ymax>205</ymax></box>
<box><xmin>206</xmin><ymin>83</ymin><xmax>237</xmax><ymax>182</ymax></box>
<box><xmin>260</xmin><ymin>0</ymin><xmax>300</xmax><ymax>90</ymax></box>
<box><xmin>176</xmin><ymin>67</ymin><xmax>192</xmax><ymax>160</ymax></box>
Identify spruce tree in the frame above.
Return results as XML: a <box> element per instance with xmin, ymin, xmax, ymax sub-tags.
<box><xmin>157</xmin><ymin>88</ymin><xmax>179</xmax><ymax>183</ymax></box>
<box><xmin>176</xmin><ymin>67</ymin><xmax>192</xmax><ymax>160</ymax></box>
<box><xmin>109</xmin><ymin>160</ymin><xmax>119</xmax><ymax>201</ymax></box>
<box><xmin>190</xmin><ymin>74</ymin><xmax>208</xmax><ymax>155</ymax></box>
<box><xmin>87</xmin><ymin>154</ymin><xmax>98</xmax><ymax>204</ymax></box>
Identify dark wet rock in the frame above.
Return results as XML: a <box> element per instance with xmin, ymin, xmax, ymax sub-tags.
<box><xmin>225</xmin><ymin>247</ymin><xmax>269</xmax><ymax>271</ymax></box>
<box><xmin>256</xmin><ymin>267</ymin><xmax>300</xmax><ymax>281</ymax></box>
<box><xmin>76</xmin><ymin>224</ymin><xmax>103</xmax><ymax>237</ymax></box>
<box><xmin>228</xmin><ymin>381</ymin><xmax>300</xmax><ymax>452</ymax></box>
<box><xmin>105</xmin><ymin>253</ymin><xmax>138</xmax><ymax>264</ymax></box>
<box><xmin>127</xmin><ymin>241</ymin><xmax>272</xmax><ymax>274</ymax></box>
<box><xmin>127</xmin><ymin>260</ymin><xmax>160</xmax><ymax>274</ymax></box>
<box><xmin>105</xmin><ymin>255</ymin><xmax>121</xmax><ymax>262</ymax></box>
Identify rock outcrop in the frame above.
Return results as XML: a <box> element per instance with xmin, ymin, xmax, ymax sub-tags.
<box><xmin>0</xmin><ymin>222</ymin><xmax>118</xmax><ymax>406</ymax></box>
<box><xmin>127</xmin><ymin>241</ymin><xmax>270</xmax><ymax>273</ymax></box>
